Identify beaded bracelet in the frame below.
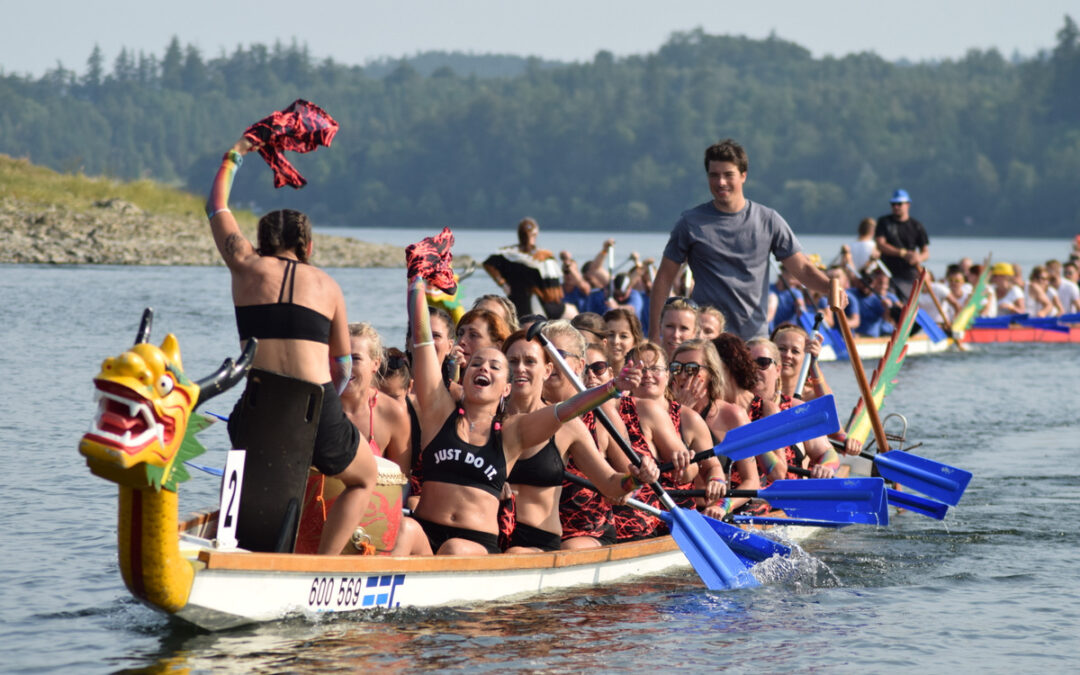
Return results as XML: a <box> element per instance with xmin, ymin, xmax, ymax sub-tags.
<box><xmin>223</xmin><ymin>149</ymin><xmax>243</xmax><ymax>166</ymax></box>
<box><xmin>620</xmin><ymin>473</ymin><xmax>640</xmax><ymax>493</ymax></box>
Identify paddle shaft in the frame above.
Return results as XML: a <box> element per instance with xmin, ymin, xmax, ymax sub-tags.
<box><xmin>795</xmin><ymin>312</ymin><xmax>824</xmax><ymax>394</ymax></box>
<box><xmin>564</xmin><ymin>470</ymin><xmax>663</xmax><ymax>516</ymax></box>
<box><xmin>830</xmin><ymin>278</ymin><xmax>891</xmax><ymax>453</ymax></box>
<box><xmin>530</xmin><ymin>327</ymin><xmax>675</xmax><ymax>511</ymax></box>
<box><xmin>920</xmin><ymin>266</ymin><xmax>966</xmax><ymax>351</ymax></box>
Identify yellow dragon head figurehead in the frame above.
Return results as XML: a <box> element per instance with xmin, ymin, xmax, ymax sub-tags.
<box><xmin>80</xmin><ymin>308</ymin><xmax>254</xmax><ymax>492</ymax></box>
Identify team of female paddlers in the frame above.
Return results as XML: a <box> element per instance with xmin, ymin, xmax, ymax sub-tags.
<box><xmin>207</xmin><ymin>137</ymin><xmax>852</xmax><ymax>557</ymax></box>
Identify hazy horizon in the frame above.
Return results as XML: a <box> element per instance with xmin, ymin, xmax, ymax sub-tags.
<box><xmin>2</xmin><ymin>0</ymin><xmax>1075</xmax><ymax>78</ymax></box>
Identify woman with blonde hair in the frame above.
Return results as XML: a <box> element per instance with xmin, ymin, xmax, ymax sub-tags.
<box><xmin>746</xmin><ymin>337</ymin><xmax>838</xmax><ymax>480</ymax></box>
<box><xmin>770</xmin><ymin>323</ymin><xmax>831</xmax><ymax>402</ymax></box>
<box><xmin>669</xmin><ymin>338</ymin><xmax>760</xmax><ymax>519</ymax></box>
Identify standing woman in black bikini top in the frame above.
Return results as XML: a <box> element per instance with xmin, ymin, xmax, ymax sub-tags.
<box><xmin>208</xmin><ymin>136</ymin><xmax>377</xmax><ymax>555</ymax></box>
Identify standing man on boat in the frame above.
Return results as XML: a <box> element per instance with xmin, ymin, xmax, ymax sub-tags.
<box><xmin>874</xmin><ymin>189</ymin><xmax>930</xmax><ymax>302</ymax></box>
<box><xmin>649</xmin><ymin>139</ymin><xmax>841</xmax><ymax>341</ymax></box>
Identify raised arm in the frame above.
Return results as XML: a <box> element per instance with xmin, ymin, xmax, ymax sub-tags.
<box><xmin>408</xmin><ymin>276</ymin><xmax>455</xmax><ymax>423</ymax></box>
<box><xmin>648</xmin><ymin>256</ymin><xmax>680</xmax><ymax>341</ymax></box>
<box><xmin>206</xmin><ymin>139</ymin><xmax>258</xmax><ymax>270</ymax></box>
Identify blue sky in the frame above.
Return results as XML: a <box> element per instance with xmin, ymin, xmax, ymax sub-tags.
<box><xmin>1</xmin><ymin>0</ymin><xmax>1076</xmax><ymax>77</ymax></box>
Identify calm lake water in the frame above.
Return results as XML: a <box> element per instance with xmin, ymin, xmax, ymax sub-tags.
<box><xmin>1</xmin><ymin>229</ymin><xmax>1078</xmax><ymax>673</ymax></box>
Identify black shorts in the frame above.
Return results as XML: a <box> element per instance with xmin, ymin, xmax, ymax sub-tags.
<box><xmin>595</xmin><ymin>522</ymin><xmax>617</xmax><ymax>546</ymax></box>
<box><xmin>312</xmin><ymin>382</ymin><xmax>360</xmax><ymax>476</ymax></box>
<box><xmin>508</xmin><ymin>522</ymin><xmax>562</xmax><ymax>552</ymax></box>
<box><xmin>414</xmin><ymin>516</ymin><xmax>501</xmax><ymax>554</ymax></box>
<box><xmin>228</xmin><ymin>381</ymin><xmax>359</xmax><ymax>477</ymax></box>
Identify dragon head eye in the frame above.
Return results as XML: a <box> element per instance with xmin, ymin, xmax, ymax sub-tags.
<box><xmin>156</xmin><ymin>373</ymin><xmax>175</xmax><ymax>396</ymax></box>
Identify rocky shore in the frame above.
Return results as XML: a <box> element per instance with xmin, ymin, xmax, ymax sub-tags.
<box><xmin>0</xmin><ymin>197</ymin><xmax>406</xmax><ymax>267</ymax></box>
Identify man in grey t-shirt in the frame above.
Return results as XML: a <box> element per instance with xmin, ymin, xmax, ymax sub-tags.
<box><xmin>649</xmin><ymin>139</ymin><xmax>842</xmax><ymax>341</ymax></box>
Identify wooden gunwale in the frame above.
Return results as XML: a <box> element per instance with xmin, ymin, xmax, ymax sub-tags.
<box><xmin>196</xmin><ymin>536</ymin><xmax>681</xmax><ymax>573</ymax></box>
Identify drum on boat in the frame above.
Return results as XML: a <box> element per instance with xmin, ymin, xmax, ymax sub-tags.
<box><xmin>295</xmin><ymin>456</ymin><xmax>407</xmax><ymax>554</ymax></box>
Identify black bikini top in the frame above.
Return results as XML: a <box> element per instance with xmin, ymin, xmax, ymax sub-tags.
<box><xmin>508</xmin><ymin>436</ymin><xmax>565</xmax><ymax>487</ymax></box>
<box><xmin>235</xmin><ymin>257</ymin><xmax>332</xmax><ymax>344</ymax></box>
<box><xmin>420</xmin><ymin>408</ymin><xmax>507</xmax><ymax>499</ymax></box>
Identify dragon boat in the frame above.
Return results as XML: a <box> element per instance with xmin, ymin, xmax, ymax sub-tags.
<box><xmin>960</xmin><ymin>313</ymin><xmax>1080</xmax><ymax>344</ymax></box>
<box><xmin>79</xmin><ymin>310</ymin><xmax>831</xmax><ymax>631</ymax></box>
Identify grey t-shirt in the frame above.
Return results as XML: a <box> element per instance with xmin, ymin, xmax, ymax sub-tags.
<box><xmin>662</xmin><ymin>200</ymin><xmax>800</xmax><ymax>340</ymax></box>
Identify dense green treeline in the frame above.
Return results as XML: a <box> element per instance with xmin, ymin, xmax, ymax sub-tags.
<box><xmin>2</xmin><ymin>20</ymin><xmax>1079</xmax><ymax>236</ymax></box>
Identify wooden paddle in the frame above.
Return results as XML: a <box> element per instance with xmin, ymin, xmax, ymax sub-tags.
<box><xmin>526</xmin><ymin>322</ymin><xmax>759</xmax><ymax>590</ymax></box>
<box><xmin>920</xmin><ymin>267</ymin><xmax>966</xmax><ymax>351</ymax></box>
<box><xmin>830</xmin><ymin>278</ymin><xmax>891</xmax><ymax>454</ymax></box>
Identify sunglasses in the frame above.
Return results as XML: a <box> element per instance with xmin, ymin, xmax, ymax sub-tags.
<box><xmin>754</xmin><ymin>356</ymin><xmax>776</xmax><ymax>370</ymax></box>
<box><xmin>668</xmin><ymin>361</ymin><xmax>702</xmax><ymax>377</ymax></box>
<box><xmin>585</xmin><ymin>360</ymin><xmax>609</xmax><ymax>375</ymax></box>
<box><xmin>556</xmin><ymin>348</ymin><xmax>583</xmax><ymax>361</ymax></box>
<box><xmin>641</xmin><ymin>365</ymin><xmax>666</xmax><ymax>376</ymax></box>
<box><xmin>664</xmin><ymin>295</ymin><xmax>700</xmax><ymax>310</ymax></box>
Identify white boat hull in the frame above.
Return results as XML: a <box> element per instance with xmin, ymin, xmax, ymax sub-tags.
<box><xmin>172</xmin><ymin>523</ymin><xmax>817</xmax><ymax>630</ymax></box>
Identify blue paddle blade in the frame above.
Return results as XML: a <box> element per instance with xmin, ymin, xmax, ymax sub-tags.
<box><xmin>702</xmin><ymin>516</ymin><xmax>792</xmax><ymax>563</ymax></box>
<box><xmin>915</xmin><ymin>308</ymin><xmax>949</xmax><ymax>342</ymax></box>
<box><xmin>751</xmin><ymin>478</ymin><xmax>889</xmax><ymax>525</ymax></box>
<box><xmin>730</xmin><ymin>514</ymin><xmax>852</xmax><ymax>529</ymax></box>
<box><xmin>716</xmin><ymin>394</ymin><xmax>841</xmax><ymax>462</ymax></box>
<box><xmin>872</xmin><ymin>451</ymin><xmax>972</xmax><ymax>506</ymax></box>
<box><xmin>1060</xmin><ymin>312</ymin><xmax>1080</xmax><ymax>324</ymax></box>
<box><xmin>887</xmin><ymin>488</ymin><xmax>949</xmax><ymax>520</ymax></box>
<box><xmin>661</xmin><ymin>508</ymin><xmax>760</xmax><ymax>590</ymax></box>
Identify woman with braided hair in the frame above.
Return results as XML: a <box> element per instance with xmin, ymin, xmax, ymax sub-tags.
<box><xmin>207</xmin><ymin>136</ymin><xmax>377</xmax><ymax>556</ymax></box>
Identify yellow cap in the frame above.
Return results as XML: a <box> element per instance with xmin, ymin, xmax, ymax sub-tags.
<box><xmin>991</xmin><ymin>262</ymin><xmax>1015</xmax><ymax>277</ymax></box>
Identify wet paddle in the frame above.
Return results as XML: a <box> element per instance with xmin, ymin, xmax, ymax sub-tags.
<box><xmin>862</xmin><ymin>449</ymin><xmax>971</xmax><ymax>505</ymax></box>
<box><xmin>527</xmin><ymin>322</ymin><xmax>758</xmax><ymax>590</ymax></box>
<box><xmin>562</xmin><ymin>471</ymin><xmax>791</xmax><ymax>565</ymax></box>
<box><xmin>656</xmin><ymin>394</ymin><xmax>841</xmax><ymax>472</ymax></box>
<box><xmin>887</xmin><ymin>488</ymin><xmax>949</xmax><ymax>520</ymax></box>
<box><xmin>670</xmin><ymin>477</ymin><xmax>889</xmax><ymax>525</ymax></box>
<box><xmin>730</xmin><ymin>514</ymin><xmax>851</xmax><ymax>529</ymax></box>
<box><xmin>787</xmin><ymin>463</ymin><xmax>950</xmax><ymax>519</ymax></box>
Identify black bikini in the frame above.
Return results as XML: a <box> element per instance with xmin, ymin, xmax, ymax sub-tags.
<box><xmin>420</xmin><ymin>408</ymin><xmax>507</xmax><ymax>499</ymax></box>
<box><xmin>227</xmin><ymin>257</ymin><xmax>356</xmax><ymax>477</ymax></box>
<box><xmin>235</xmin><ymin>257</ymin><xmax>332</xmax><ymax>343</ymax></box>
<box><xmin>507</xmin><ymin>437</ymin><xmax>565</xmax><ymax>487</ymax></box>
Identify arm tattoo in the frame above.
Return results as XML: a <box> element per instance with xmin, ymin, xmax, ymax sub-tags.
<box><xmin>223</xmin><ymin>233</ymin><xmax>243</xmax><ymax>260</ymax></box>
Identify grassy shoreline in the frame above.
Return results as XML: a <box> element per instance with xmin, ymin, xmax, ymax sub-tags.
<box><xmin>0</xmin><ymin>155</ymin><xmax>404</xmax><ymax>267</ymax></box>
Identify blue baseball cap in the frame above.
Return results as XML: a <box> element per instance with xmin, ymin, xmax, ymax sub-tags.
<box><xmin>890</xmin><ymin>189</ymin><xmax>911</xmax><ymax>203</ymax></box>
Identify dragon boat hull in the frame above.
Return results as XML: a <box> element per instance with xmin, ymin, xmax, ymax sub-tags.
<box><xmin>172</xmin><ymin>510</ymin><xmax>818</xmax><ymax>631</ymax></box>
<box><xmin>816</xmin><ymin>331</ymin><xmax>952</xmax><ymax>362</ymax></box>
<box><xmin>960</xmin><ymin>325</ymin><xmax>1080</xmax><ymax>344</ymax></box>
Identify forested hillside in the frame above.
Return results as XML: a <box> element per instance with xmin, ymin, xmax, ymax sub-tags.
<box><xmin>3</xmin><ymin>19</ymin><xmax>1079</xmax><ymax>236</ymax></box>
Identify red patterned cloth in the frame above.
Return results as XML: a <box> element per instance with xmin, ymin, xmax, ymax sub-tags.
<box><xmin>659</xmin><ymin>400</ymin><xmax>696</xmax><ymax>510</ymax></box>
<box><xmin>406</xmin><ymin>228</ymin><xmax>457</xmax><ymax>294</ymax></box>
<box><xmin>559</xmin><ymin>411</ymin><xmax>616</xmax><ymax>542</ymax></box>
<box><xmin>612</xmin><ymin>397</ymin><xmax>665</xmax><ymax>542</ymax></box>
<box><xmin>243</xmin><ymin>99</ymin><xmax>339</xmax><ymax>188</ymax></box>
